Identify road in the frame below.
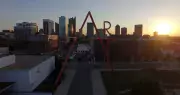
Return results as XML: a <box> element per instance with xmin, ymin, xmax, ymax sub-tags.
<box><xmin>67</xmin><ymin>53</ymin><xmax>93</xmax><ymax>95</ymax></box>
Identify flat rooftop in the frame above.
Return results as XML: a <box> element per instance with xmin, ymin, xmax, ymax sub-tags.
<box><xmin>1</xmin><ymin>55</ymin><xmax>52</xmax><ymax>70</ymax></box>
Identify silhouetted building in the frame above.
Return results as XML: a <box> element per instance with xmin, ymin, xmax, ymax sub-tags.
<box><xmin>55</xmin><ymin>22</ymin><xmax>59</xmax><ymax>34</ymax></box>
<box><xmin>87</xmin><ymin>23</ymin><xmax>94</xmax><ymax>38</ymax></box>
<box><xmin>68</xmin><ymin>24</ymin><xmax>73</xmax><ymax>37</ymax></box>
<box><xmin>79</xmin><ymin>29</ymin><xmax>83</xmax><ymax>37</ymax></box>
<box><xmin>59</xmin><ymin>16</ymin><xmax>68</xmax><ymax>38</ymax></box>
<box><xmin>97</xmin><ymin>29</ymin><xmax>105</xmax><ymax>38</ymax></box>
<box><xmin>2</xmin><ymin>30</ymin><xmax>12</xmax><ymax>33</ymax></box>
<box><xmin>38</xmin><ymin>29</ymin><xmax>44</xmax><ymax>34</ymax></box>
<box><xmin>43</xmin><ymin>19</ymin><xmax>54</xmax><ymax>35</ymax></box>
<box><xmin>93</xmin><ymin>39</ymin><xmax>106</xmax><ymax>62</ymax></box>
<box><xmin>109</xmin><ymin>40</ymin><xmax>139</xmax><ymax>62</ymax></box>
<box><xmin>14</xmin><ymin>22</ymin><xmax>38</xmax><ymax>40</ymax></box>
<box><xmin>154</xmin><ymin>31</ymin><xmax>158</xmax><ymax>37</ymax></box>
<box><xmin>134</xmin><ymin>24</ymin><xmax>143</xmax><ymax>37</ymax></box>
<box><xmin>75</xmin><ymin>32</ymin><xmax>80</xmax><ymax>37</ymax></box>
<box><xmin>115</xmin><ymin>25</ymin><xmax>120</xmax><ymax>35</ymax></box>
<box><xmin>142</xmin><ymin>35</ymin><xmax>150</xmax><ymax>39</ymax></box>
<box><xmin>68</xmin><ymin>17</ymin><xmax>76</xmax><ymax>37</ymax></box>
<box><xmin>138</xmin><ymin>40</ymin><xmax>162</xmax><ymax>61</ymax></box>
<box><xmin>121</xmin><ymin>27</ymin><xmax>127</xmax><ymax>36</ymax></box>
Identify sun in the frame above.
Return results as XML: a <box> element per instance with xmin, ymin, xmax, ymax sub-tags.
<box><xmin>155</xmin><ymin>23</ymin><xmax>172</xmax><ymax>35</ymax></box>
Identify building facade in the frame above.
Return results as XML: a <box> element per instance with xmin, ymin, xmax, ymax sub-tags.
<box><xmin>134</xmin><ymin>24</ymin><xmax>143</xmax><ymax>37</ymax></box>
<box><xmin>87</xmin><ymin>23</ymin><xmax>94</xmax><ymax>38</ymax></box>
<box><xmin>68</xmin><ymin>17</ymin><xmax>76</xmax><ymax>37</ymax></box>
<box><xmin>43</xmin><ymin>19</ymin><xmax>54</xmax><ymax>35</ymax></box>
<box><xmin>59</xmin><ymin>16</ymin><xmax>68</xmax><ymax>38</ymax></box>
<box><xmin>115</xmin><ymin>25</ymin><xmax>120</xmax><ymax>35</ymax></box>
<box><xmin>121</xmin><ymin>27</ymin><xmax>127</xmax><ymax>36</ymax></box>
<box><xmin>55</xmin><ymin>22</ymin><xmax>59</xmax><ymax>34</ymax></box>
<box><xmin>14</xmin><ymin>22</ymin><xmax>38</xmax><ymax>40</ymax></box>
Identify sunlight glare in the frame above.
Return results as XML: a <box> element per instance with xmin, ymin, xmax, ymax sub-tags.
<box><xmin>155</xmin><ymin>23</ymin><xmax>172</xmax><ymax>35</ymax></box>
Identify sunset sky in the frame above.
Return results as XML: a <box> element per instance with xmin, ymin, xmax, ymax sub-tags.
<box><xmin>0</xmin><ymin>0</ymin><xmax>180</xmax><ymax>36</ymax></box>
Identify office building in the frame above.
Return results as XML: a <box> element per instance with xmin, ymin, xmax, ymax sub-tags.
<box><xmin>115</xmin><ymin>25</ymin><xmax>120</xmax><ymax>35</ymax></box>
<box><xmin>87</xmin><ymin>22</ymin><xmax>94</xmax><ymax>38</ymax></box>
<box><xmin>134</xmin><ymin>24</ymin><xmax>143</xmax><ymax>37</ymax></box>
<box><xmin>59</xmin><ymin>16</ymin><xmax>68</xmax><ymax>38</ymax></box>
<box><xmin>55</xmin><ymin>22</ymin><xmax>59</xmax><ymax>34</ymax></box>
<box><xmin>43</xmin><ymin>19</ymin><xmax>54</xmax><ymax>35</ymax></box>
<box><xmin>68</xmin><ymin>17</ymin><xmax>76</xmax><ymax>37</ymax></box>
<box><xmin>14</xmin><ymin>22</ymin><xmax>38</xmax><ymax>40</ymax></box>
<box><xmin>121</xmin><ymin>27</ymin><xmax>127</xmax><ymax>36</ymax></box>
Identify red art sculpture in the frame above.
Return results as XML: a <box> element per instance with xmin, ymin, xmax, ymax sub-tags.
<box><xmin>55</xmin><ymin>11</ymin><xmax>114</xmax><ymax>87</ymax></box>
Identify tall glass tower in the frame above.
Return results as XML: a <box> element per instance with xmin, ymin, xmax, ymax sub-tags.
<box><xmin>59</xmin><ymin>16</ymin><xmax>68</xmax><ymax>38</ymax></box>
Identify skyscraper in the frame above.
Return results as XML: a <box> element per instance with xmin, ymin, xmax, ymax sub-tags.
<box><xmin>134</xmin><ymin>24</ymin><xmax>143</xmax><ymax>37</ymax></box>
<box><xmin>43</xmin><ymin>19</ymin><xmax>54</xmax><ymax>35</ymax></box>
<box><xmin>55</xmin><ymin>22</ymin><xmax>59</xmax><ymax>34</ymax></box>
<box><xmin>115</xmin><ymin>24</ymin><xmax>120</xmax><ymax>35</ymax></box>
<box><xmin>121</xmin><ymin>27</ymin><xmax>127</xmax><ymax>36</ymax></box>
<box><xmin>87</xmin><ymin>23</ymin><xmax>94</xmax><ymax>38</ymax></box>
<box><xmin>59</xmin><ymin>16</ymin><xmax>68</xmax><ymax>38</ymax></box>
<box><xmin>68</xmin><ymin>17</ymin><xmax>76</xmax><ymax>37</ymax></box>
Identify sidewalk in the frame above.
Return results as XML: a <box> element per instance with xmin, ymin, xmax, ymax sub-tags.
<box><xmin>92</xmin><ymin>69</ymin><xmax>107</xmax><ymax>95</ymax></box>
<box><xmin>54</xmin><ymin>61</ymin><xmax>78</xmax><ymax>95</ymax></box>
<box><xmin>54</xmin><ymin>69</ymin><xmax>76</xmax><ymax>95</ymax></box>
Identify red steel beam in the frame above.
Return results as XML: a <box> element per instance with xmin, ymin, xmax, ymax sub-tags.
<box><xmin>79</xmin><ymin>11</ymin><xmax>90</xmax><ymax>32</ymax></box>
<box><xmin>54</xmin><ymin>38</ymin><xmax>77</xmax><ymax>86</ymax></box>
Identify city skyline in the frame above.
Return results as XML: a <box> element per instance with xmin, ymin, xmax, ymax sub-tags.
<box><xmin>0</xmin><ymin>0</ymin><xmax>180</xmax><ymax>36</ymax></box>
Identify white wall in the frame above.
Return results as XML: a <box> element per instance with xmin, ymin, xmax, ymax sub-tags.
<box><xmin>0</xmin><ymin>55</ymin><xmax>15</xmax><ymax>68</ymax></box>
<box><xmin>0</xmin><ymin>56</ymin><xmax>55</xmax><ymax>92</ymax></box>
<box><xmin>0</xmin><ymin>47</ymin><xmax>9</xmax><ymax>54</ymax></box>
<box><xmin>29</xmin><ymin>57</ymin><xmax>55</xmax><ymax>91</ymax></box>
